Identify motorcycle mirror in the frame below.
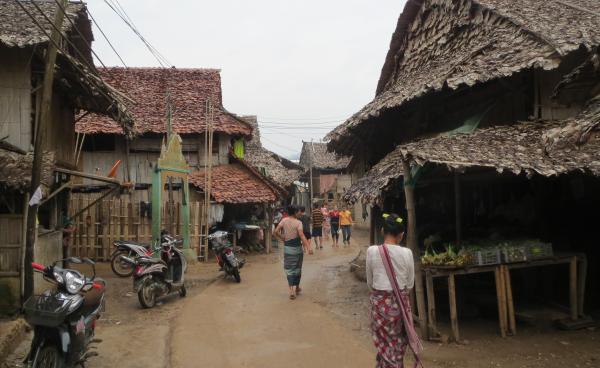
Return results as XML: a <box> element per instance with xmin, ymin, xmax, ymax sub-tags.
<box><xmin>68</xmin><ymin>257</ymin><xmax>83</xmax><ymax>264</ymax></box>
<box><xmin>82</xmin><ymin>257</ymin><xmax>96</xmax><ymax>265</ymax></box>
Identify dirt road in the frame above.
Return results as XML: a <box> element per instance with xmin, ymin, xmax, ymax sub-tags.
<box><xmin>171</xmin><ymin>243</ymin><xmax>375</xmax><ymax>368</ymax></box>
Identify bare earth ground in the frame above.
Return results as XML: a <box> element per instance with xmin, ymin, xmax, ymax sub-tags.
<box><xmin>3</xmin><ymin>229</ymin><xmax>599</xmax><ymax>367</ymax></box>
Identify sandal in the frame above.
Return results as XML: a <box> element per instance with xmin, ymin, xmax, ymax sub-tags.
<box><xmin>296</xmin><ymin>287</ymin><xmax>302</xmax><ymax>295</ymax></box>
<box><xmin>289</xmin><ymin>294</ymin><xmax>296</xmax><ymax>300</ymax></box>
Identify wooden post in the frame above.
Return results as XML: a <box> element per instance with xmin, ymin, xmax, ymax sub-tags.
<box><xmin>577</xmin><ymin>255</ymin><xmax>587</xmax><ymax>317</ymax></box>
<box><xmin>569</xmin><ymin>257</ymin><xmax>578</xmax><ymax>321</ymax></box>
<box><xmin>494</xmin><ymin>267</ymin><xmax>507</xmax><ymax>337</ymax></box>
<box><xmin>453</xmin><ymin>172</ymin><xmax>462</xmax><ymax>245</ymax></box>
<box><xmin>24</xmin><ymin>0</ymin><xmax>69</xmax><ymax>299</ymax></box>
<box><xmin>448</xmin><ymin>274</ymin><xmax>459</xmax><ymax>342</ymax></box>
<box><xmin>503</xmin><ymin>266</ymin><xmax>516</xmax><ymax>335</ymax></box>
<box><xmin>425</xmin><ymin>271</ymin><xmax>438</xmax><ymax>339</ymax></box>
<box><xmin>401</xmin><ymin>160</ymin><xmax>427</xmax><ymax>337</ymax></box>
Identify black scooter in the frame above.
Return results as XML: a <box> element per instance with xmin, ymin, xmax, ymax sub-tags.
<box><xmin>208</xmin><ymin>229</ymin><xmax>245</xmax><ymax>283</ymax></box>
<box><xmin>24</xmin><ymin>257</ymin><xmax>105</xmax><ymax>368</ymax></box>
<box><xmin>110</xmin><ymin>240</ymin><xmax>152</xmax><ymax>277</ymax></box>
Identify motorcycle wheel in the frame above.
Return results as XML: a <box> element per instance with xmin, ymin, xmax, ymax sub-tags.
<box><xmin>111</xmin><ymin>250</ymin><xmax>134</xmax><ymax>277</ymax></box>
<box><xmin>34</xmin><ymin>345</ymin><xmax>65</xmax><ymax>368</ymax></box>
<box><xmin>179</xmin><ymin>284</ymin><xmax>187</xmax><ymax>297</ymax></box>
<box><xmin>232</xmin><ymin>268</ymin><xmax>241</xmax><ymax>283</ymax></box>
<box><xmin>138</xmin><ymin>279</ymin><xmax>156</xmax><ymax>308</ymax></box>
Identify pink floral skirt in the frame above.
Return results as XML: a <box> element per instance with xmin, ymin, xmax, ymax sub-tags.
<box><xmin>370</xmin><ymin>290</ymin><xmax>410</xmax><ymax>368</ymax></box>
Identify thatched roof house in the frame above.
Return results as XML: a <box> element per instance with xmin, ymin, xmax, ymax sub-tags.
<box><xmin>0</xmin><ymin>0</ymin><xmax>133</xmax><ymax>134</ymax></box>
<box><xmin>299</xmin><ymin>142</ymin><xmax>351</xmax><ymax>172</ymax></box>
<box><xmin>241</xmin><ymin>116</ymin><xmax>303</xmax><ymax>188</ymax></box>
<box><xmin>328</xmin><ymin>0</ymin><xmax>600</xmax><ymax>156</ymax></box>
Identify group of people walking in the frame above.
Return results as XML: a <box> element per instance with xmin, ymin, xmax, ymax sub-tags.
<box><xmin>275</xmin><ymin>207</ymin><xmax>421</xmax><ymax>367</ymax></box>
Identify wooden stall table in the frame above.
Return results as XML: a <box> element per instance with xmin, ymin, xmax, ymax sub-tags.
<box><xmin>423</xmin><ymin>254</ymin><xmax>585</xmax><ymax>342</ymax></box>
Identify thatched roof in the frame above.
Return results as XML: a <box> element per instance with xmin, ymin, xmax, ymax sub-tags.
<box><xmin>328</xmin><ymin>0</ymin><xmax>600</xmax><ymax>154</ymax></box>
<box><xmin>0</xmin><ymin>147</ymin><xmax>55</xmax><ymax>191</ymax></box>
<box><xmin>76</xmin><ymin>68</ymin><xmax>252</xmax><ymax>137</ymax></box>
<box><xmin>299</xmin><ymin>142</ymin><xmax>351</xmax><ymax>171</ymax></box>
<box><xmin>189</xmin><ymin>163</ymin><xmax>282</xmax><ymax>204</ymax></box>
<box><xmin>241</xmin><ymin>116</ymin><xmax>302</xmax><ymax>188</ymax></box>
<box><xmin>345</xmin><ymin>99</ymin><xmax>600</xmax><ymax>204</ymax></box>
<box><xmin>1</xmin><ymin>1</ymin><xmax>134</xmax><ymax>134</ymax></box>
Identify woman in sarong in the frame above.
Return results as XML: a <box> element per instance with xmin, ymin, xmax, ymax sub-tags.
<box><xmin>366</xmin><ymin>213</ymin><xmax>421</xmax><ymax>368</ymax></box>
<box><xmin>275</xmin><ymin>205</ymin><xmax>312</xmax><ymax>299</ymax></box>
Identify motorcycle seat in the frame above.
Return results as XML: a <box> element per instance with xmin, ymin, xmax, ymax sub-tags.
<box><xmin>115</xmin><ymin>240</ymin><xmax>150</xmax><ymax>248</ymax></box>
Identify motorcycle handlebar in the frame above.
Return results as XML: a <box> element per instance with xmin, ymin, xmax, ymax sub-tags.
<box><xmin>31</xmin><ymin>262</ymin><xmax>46</xmax><ymax>271</ymax></box>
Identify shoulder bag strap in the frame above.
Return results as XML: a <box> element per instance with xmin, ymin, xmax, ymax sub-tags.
<box><xmin>378</xmin><ymin>245</ymin><xmax>424</xmax><ymax>368</ymax></box>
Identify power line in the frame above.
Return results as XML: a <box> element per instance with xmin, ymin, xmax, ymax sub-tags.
<box><xmin>258</xmin><ymin>119</ymin><xmax>345</xmax><ymax>125</ymax></box>
<box><xmin>258</xmin><ymin>115</ymin><xmax>350</xmax><ymax>121</ymax></box>
<box><xmin>103</xmin><ymin>0</ymin><xmax>172</xmax><ymax>67</ymax></box>
<box><xmin>260</xmin><ymin>135</ymin><xmax>302</xmax><ymax>153</ymax></box>
<box><xmin>87</xmin><ymin>7</ymin><xmax>127</xmax><ymax>68</ymax></box>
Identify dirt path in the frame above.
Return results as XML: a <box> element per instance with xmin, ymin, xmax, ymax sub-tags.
<box><xmin>170</xmin><ymin>239</ymin><xmax>375</xmax><ymax>368</ymax></box>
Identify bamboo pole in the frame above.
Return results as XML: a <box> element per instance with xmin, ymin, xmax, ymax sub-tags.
<box><xmin>401</xmin><ymin>160</ymin><xmax>428</xmax><ymax>338</ymax></box>
<box><xmin>494</xmin><ymin>267</ymin><xmax>507</xmax><ymax>337</ymax></box>
<box><xmin>425</xmin><ymin>271</ymin><xmax>438</xmax><ymax>339</ymax></box>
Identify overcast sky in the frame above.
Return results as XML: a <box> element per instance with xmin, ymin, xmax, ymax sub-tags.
<box><xmin>87</xmin><ymin>0</ymin><xmax>407</xmax><ymax>159</ymax></box>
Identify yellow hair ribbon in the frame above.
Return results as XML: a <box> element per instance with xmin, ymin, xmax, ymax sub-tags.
<box><xmin>382</xmin><ymin>213</ymin><xmax>390</xmax><ymax>219</ymax></box>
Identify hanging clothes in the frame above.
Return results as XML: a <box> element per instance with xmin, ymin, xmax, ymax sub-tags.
<box><xmin>233</xmin><ymin>138</ymin><xmax>245</xmax><ymax>159</ymax></box>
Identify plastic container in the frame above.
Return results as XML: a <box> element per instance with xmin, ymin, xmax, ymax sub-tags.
<box><xmin>501</xmin><ymin>246</ymin><xmax>528</xmax><ymax>263</ymax></box>
<box><xmin>526</xmin><ymin>243</ymin><xmax>553</xmax><ymax>259</ymax></box>
<box><xmin>469</xmin><ymin>248</ymin><xmax>501</xmax><ymax>265</ymax></box>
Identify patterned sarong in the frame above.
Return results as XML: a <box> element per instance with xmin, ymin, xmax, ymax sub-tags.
<box><xmin>370</xmin><ymin>290</ymin><xmax>410</xmax><ymax>368</ymax></box>
<box><xmin>283</xmin><ymin>237</ymin><xmax>303</xmax><ymax>286</ymax></box>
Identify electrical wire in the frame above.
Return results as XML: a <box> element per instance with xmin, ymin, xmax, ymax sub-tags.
<box><xmin>87</xmin><ymin>7</ymin><xmax>127</xmax><ymax>68</ymax></box>
<box><xmin>260</xmin><ymin>135</ymin><xmax>301</xmax><ymax>153</ymax></box>
<box><xmin>258</xmin><ymin>115</ymin><xmax>350</xmax><ymax>121</ymax></box>
<box><xmin>103</xmin><ymin>0</ymin><xmax>172</xmax><ymax>67</ymax></box>
<box><xmin>258</xmin><ymin>119</ymin><xmax>346</xmax><ymax>125</ymax></box>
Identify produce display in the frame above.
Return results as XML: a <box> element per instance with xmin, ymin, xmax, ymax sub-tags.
<box><xmin>421</xmin><ymin>238</ymin><xmax>553</xmax><ymax>268</ymax></box>
<box><xmin>421</xmin><ymin>245</ymin><xmax>472</xmax><ymax>267</ymax></box>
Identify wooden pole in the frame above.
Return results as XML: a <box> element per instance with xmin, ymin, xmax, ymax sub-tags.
<box><xmin>448</xmin><ymin>274</ymin><xmax>460</xmax><ymax>342</ymax></box>
<box><xmin>494</xmin><ymin>267</ymin><xmax>507</xmax><ymax>337</ymax></box>
<box><xmin>503</xmin><ymin>266</ymin><xmax>517</xmax><ymax>335</ymax></box>
<box><xmin>24</xmin><ymin>0</ymin><xmax>69</xmax><ymax>299</ymax></box>
<box><xmin>401</xmin><ymin>160</ymin><xmax>427</xmax><ymax>337</ymax></box>
<box><xmin>577</xmin><ymin>255</ymin><xmax>587</xmax><ymax>317</ymax></box>
<box><xmin>454</xmin><ymin>172</ymin><xmax>462</xmax><ymax>245</ymax></box>
<box><xmin>425</xmin><ymin>271</ymin><xmax>438</xmax><ymax>339</ymax></box>
<box><xmin>569</xmin><ymin>257</ymin><xmax>578</xmax><ymax>321</ymax></box>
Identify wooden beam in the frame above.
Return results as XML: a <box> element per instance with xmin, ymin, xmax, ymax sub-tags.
<box><xmin>577</xmin><ymin>254</ymin><xmax>587</xmax><ymax>317</ymax></box>
<box><xmin>40</xmin><ymin>181</ymin><xmax>71</xmax><ymax>206</ymax></box>
<box><xmin>569</xmin><ymin>257</ymin><xmax>578</xmax><ymax>321</ymax></box>
<box><xmin>454</xmin><ymin>172</ymin><xmax>462</xmax><ymax>245</ymax></box>
<box><xmin>448</xmin><ymin>274</ymin><xmax>459</xmax><ymax>342</ymax></box>
<box><xmin>504</xmin><ymin>266</ymin><xmax>517</xmax><ymax>335</ymax></box>
<box><xmin>24</xmin><ymin>0</ymin><xmax>69</xmax><ymax>300</ymax></box>
<box><xmin>55</xmin><ymin>167</ymin><xmax>121</xmax><ymax>185</ymax></box>
<box><xmin>402</xmin><ymin>160</ymin><xmax>428</xmax><ymax>337</ymax></box>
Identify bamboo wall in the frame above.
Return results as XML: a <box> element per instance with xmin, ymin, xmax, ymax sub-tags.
<box><xmin>68</xmin><ymin>193</ymin><xmax>205</xmax><ymax>260</ymax></box>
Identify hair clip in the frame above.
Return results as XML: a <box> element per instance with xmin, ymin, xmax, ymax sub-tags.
<box><xmin>382</xmin><ymin>213</ymin><xmax>390</xmax><ymax>219</ymax></box>
<box><xmin>396</xmin><ymin>217</ymin><xmax>404</xmax><ymax>224</ymax></box>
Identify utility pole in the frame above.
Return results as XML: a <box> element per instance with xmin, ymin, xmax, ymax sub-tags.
<box><xmin>24</xmin><ymin>0</ymin><xmax>69</xmax><ymax>300</ymax></box>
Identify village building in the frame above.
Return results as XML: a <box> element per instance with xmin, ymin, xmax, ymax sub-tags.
<box><xmin>74</xmin><ymin>67</ymin><xmax>285</xmax><ymax>259</ymax></box>
<box><xmin>298</xmin><ymin>142</ymin><xmax>370</xmax><ymax>228</ymax></box>
<box><xmin>0</xmin><ymin>1</ymin><xmax>132</xmax><ymax>312</ymax></box>
<box><xmin>328</xmin><ymin>0</ymin><xmax>600</xmax><ymax>340</ymax></box>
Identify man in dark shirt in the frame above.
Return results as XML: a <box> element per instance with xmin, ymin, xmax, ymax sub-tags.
<box><xmin>311</xmin><ymin>203</ymin><xmax>324</xmax><ymax>249</ymax></box>
<box><xmin>298</xmin><ymin>206</ymin><xmax>312</xmax><ymax>244</ymax></box>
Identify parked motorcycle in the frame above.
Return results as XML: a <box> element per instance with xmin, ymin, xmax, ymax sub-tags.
<box><xmin>208</xmin><ymin>229</ymin><xmax>245</xmax><ymax>283</ymax></box>
<box><xmin>110</xmin><ymin>240</ymin><xmax>152</xmax><ymax>277</ymax></box>
<box><xmin>24</xmin><ymin>257</ymin><xmax>105</xmax><ymax>368</ymax></box>
<box><xmin>122</xmin><ymin>233</ymin><xmax>187</xmax><ymax>308</ymax></box>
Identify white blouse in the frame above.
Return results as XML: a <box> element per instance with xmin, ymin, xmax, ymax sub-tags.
<box><xmin>366</xmin><ymin>244</ymin><xmax>415</xmax><ymax>291</ymax></box>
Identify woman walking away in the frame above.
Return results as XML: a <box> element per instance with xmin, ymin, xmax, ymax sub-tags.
<box><xmin>340</xmin><ymin>206</ymin><xmax>353</xmax><ymax>246</ymax></box>
<box><xmin>366</xmin><ymin>213</ymin><xmax>423</xmax><ymax>368</ymax></box>
<box><xmin>275</xmin><ymin>205</ymin><xmax>312</xmax><ymax>300</ymax></box>
<box><xmin>329</xmin><ymin>206</ymin><xmax>340</xmax><ymax>248</ymax></box>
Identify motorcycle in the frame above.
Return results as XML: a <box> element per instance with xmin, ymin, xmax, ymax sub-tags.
<box><xmin>110</xmin><ymin>240</ymin><xmax>152</xmax><ymax>277</ymax></box>
<box><xmin>24</xmin><ymin>257</ymin><xmax>105</xmax><ymax>368</ymax></box>
<box><xmin>208</xmin><ymin>229</ymin><xmax>245</xmax><ymax>283</ymax></box>
<box><xmin>122</xmin><ymin>233</ymin><xmax>187</xmax><ymax>308</ymax></box>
